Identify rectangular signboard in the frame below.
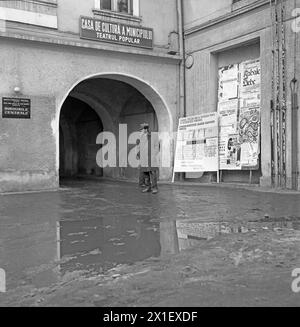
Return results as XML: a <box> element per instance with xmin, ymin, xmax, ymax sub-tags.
<box><xmin>2</xmin><ymin>97</ymin><xmax>31</xmax><ymax>119</ymax></box>
<box><xmin>80</xmin><ymin>16</ymin><xmax>153</xmax><ymax>49</ymax></box>
<box><xmin>173</xmin><ymin>112</ymin><xmax>219</xmax><ymax>173</ymax></box>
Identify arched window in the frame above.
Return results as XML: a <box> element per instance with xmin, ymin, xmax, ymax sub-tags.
<box><xmin>95</xmin><ymin>0</ymin><xmax>139</xmax><ymax>16</ymax></box>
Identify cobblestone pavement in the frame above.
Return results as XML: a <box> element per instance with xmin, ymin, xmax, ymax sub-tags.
<box><xmin>0</xmin><ymin>179</ymin><xmax>300</xmax><ymax>306</ymax></box>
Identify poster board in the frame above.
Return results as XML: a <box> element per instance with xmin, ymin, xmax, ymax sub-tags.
<box><xmin>218</xmin><ymin>58</ymin><xmax>261</xmax><ymax>171</ymax></box>
<box><xmin>172</xmin><ymin>58</ymin><xmax>261</xmax><ymax>181</ymax></box>
<box><xmin>173</xmin><ymin>112</ymin><xmax>219</xmax><ymax>178</ymax></box>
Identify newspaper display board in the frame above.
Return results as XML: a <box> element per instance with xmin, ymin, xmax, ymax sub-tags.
<box><xmin>173</xmin><ymin>113</ymin><xmax>219</xmax><ymax>174</ymax></box>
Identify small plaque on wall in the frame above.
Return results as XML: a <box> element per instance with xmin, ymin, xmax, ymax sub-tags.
<box><xmin>2</xmin><ymin>97</ymin><xmax>31</xmax><ymax>119</ymax></box>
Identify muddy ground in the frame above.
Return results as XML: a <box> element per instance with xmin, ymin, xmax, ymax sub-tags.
<box><xmin>0</xmin><ymin>179</ymin><xmax>299</xmax><ymax>307</ymax></box>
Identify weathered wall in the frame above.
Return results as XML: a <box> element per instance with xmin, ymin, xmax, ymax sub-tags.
<box><xmin>184</xmin><ymin>0</ymin><xmax>232</xmax><ymax>30</ymax></box>
<box><xmin>0</xmin><ymin>96</ymin><xmax>57</xmax><ymax>192</ymax></box>
<box><xmin>0</xmin><ymin>37</ymin><xmax>179</xmax><ymax>192</ymax></box>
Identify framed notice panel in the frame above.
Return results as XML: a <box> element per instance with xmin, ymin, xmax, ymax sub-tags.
<box><xmin>2</xmin><ymin>97</ymin><xmax>31</xmax><ymax>119</ymax></box>
<box><xmin>80</xmin><ymin>16</ymin><xmax>153</xmax><ymax>49</ymax></box>
<box><xmin>173</xmin><ymin>112</ymin><xmax>219</xmax><ymax>178</ymax></box>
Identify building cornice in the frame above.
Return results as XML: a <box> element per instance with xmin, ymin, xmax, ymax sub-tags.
<box><xmin>0</xmin><ymin>24</ymin><xmax>181</xmax><ymax>63</ymax></box>
<box><xmin>28</xmin><ymin>0</ymin><xmax>57</xmax><ymax>8</ymax></box>
<box><xmin>185</xmin><ymin>0</ymin><xmax>271</xmax><ymax>37</ymax></box>
<box><xmin>0</xmin><ymin>0</ymin><xmax>57</xmax><ymax>8</ymax></box>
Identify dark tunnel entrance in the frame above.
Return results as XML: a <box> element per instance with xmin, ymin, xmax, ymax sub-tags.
<box><xmin>59</xmin><ymin>96</ymin><xmax>103</xmax><ymax>181</ymax></box>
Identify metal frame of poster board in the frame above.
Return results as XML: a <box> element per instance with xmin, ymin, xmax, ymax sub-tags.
<box><xmin>172</xmin><ymin>112</ymin><xmax>220</xmax><ymax>183</ymax></box>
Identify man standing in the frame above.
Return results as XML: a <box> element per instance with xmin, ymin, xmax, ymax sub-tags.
<box><xmin>137</xmin><ymin>123</ymin><xmax>159</xmax><ymax>194</ymax></box>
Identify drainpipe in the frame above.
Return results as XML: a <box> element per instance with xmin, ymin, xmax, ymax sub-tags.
<box><xmin>176</xmin><ymin>0</ymin><xmax>186</xmax><ymax>182</ymax></box>
<box><xmin>177</xmin><ymin>0</ymin><xmax>186</xmax><ymax>118</ymax></box>
<box><xmin>290</xmin><ymin>78</ymin><xmax>299</xmax><ymax>190</ymax></box>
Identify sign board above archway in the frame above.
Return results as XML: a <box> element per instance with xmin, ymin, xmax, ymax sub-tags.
<box><xmin>80</xmin><ymin>16</ymin><xmax>153</xmax><ymax>49</ymax></box>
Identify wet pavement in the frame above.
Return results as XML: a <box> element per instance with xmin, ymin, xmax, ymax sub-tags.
<box><xmin>0</xmin><ymin>179</ymin><xmax>300</xmax><ymax>306</ymax></box>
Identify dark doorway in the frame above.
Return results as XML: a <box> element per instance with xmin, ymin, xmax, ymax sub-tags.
<box><xmin>59</xmin><ymin>96</ymin><xmax>103</xmax><ymax>181</ymax></box>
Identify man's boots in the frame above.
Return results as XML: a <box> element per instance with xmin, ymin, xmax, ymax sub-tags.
<box><xmin>152</xmin><ymin>188</ymin><xmax>158</xmax><ymax>194</ymax></box>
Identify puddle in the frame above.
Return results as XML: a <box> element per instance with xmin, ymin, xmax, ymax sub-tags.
<box><xmin>56</xmin><ymin>217</ymin><xmax>300</xmax><ymax>276</ymax></box>
<box><xmin>34</xmin><ymin>217</ymin><xmax>300</xmax><ymax>281</ymax></box>
<box><xmin>1</xmin><ymin>179</ymin><xmax>299</xmax><ymax>295</ymax></box>
<box><xmin>176</xmin><ymin>219</ymin><xmax>300</xmax><ymax>250</ymax></box>
<box><xmin>2</xmin><ymin>215</ymin><xmax>300</xmax><ymax>292</ymax></box>
<box><xmin>57</xmin><ymin>217</ymin><xmax>161</xmax><ymax>276</ymax></box>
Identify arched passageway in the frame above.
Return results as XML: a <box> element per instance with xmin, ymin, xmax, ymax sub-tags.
<box><xmin>58</xmin><ymin>74</ymin><xmax>172</xmax><ymax>184</ymax></box>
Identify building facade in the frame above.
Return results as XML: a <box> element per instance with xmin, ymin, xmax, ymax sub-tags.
<box><xmin>0</xmin><ymin>0</ymin><xmax>182</xmax><ymax>192</ymax></box>
<box><xmin>0</xmin><ymin>0</ymin><xmax>299</xmax><ymax>193</ymax></box>
<box><xmin>183</xmin><ymin>0</ymin><xmax>300</xmax><ymax>190</ymax></box>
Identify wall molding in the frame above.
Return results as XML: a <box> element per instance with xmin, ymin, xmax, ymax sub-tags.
<box><xmin>0</xmin><ymin>7</ymin><xmax>57</xmax><ymax>28</ymax></box>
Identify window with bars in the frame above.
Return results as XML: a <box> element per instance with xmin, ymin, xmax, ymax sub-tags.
<box><xmin>95</xmin><ymin>0</ymin><xmax>137</xmax><ymax>16</ymax></box>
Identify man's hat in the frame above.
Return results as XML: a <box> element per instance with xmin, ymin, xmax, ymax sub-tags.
<box><xmin>139</xmin><ymin>123</ymin><xmax>149</xmax><ymax>130</ymax></box>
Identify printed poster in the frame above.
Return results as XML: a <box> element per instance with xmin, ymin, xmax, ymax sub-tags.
<box><xmin>238</xmin><ymin>106</ymin><xmax>260</xmax><ymax>168</ymax></box>
<box><xmin>240</xmin><ymin>91</ymin><xmax>260</xmax><ymax>108</ymax></box>
<box><xmin>218</xmin><ymin>99</ymin><xmax>239</xmax><ymax>135</ymax></box>
<box><xmin>218</xmin><ymin>64</ymin><xmax>239</xmax><ymax>101</ymax></box>
<box><xmin>173</xmin><ymin>112</ymin><xmax>219</xmax><ymax>173</ymax></box>
<box><xmin>240</xmin><ymin>59</ymin><xmax>261</xmax><ymax>95</ymax></box>
<box><xmin>219</xmin><ymin>133</ymin><xmax>241</xmax><ymax>170</ymax></box>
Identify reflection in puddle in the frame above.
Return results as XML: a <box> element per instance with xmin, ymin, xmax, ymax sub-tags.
<box><xmin>57</xmin><ymin>218</ymin><xmax>161</xmax><ymax>275</ymax></box>
<box><xmin>55</xmin><ymin>217</ymin><xmax>300</xmax><ymax>277</ymax></box>
<box><xmin>176</xmin><ymin>220</ymin><xmax>300</xmax><ymax>251</ymax></box>
<box><xmin>56</xmin><ymin>217</ymin><xmax>300</xmax><ymax>277</ymax></box>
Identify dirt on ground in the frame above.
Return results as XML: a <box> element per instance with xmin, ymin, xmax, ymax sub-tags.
<box><xmin>1</xmin><ymin>180</ymin><xmax>300</xmax><ymax>307</ymax></box>
<box><xmin>1</xmin><ymin>225</ymin><xmax>300</xmax><ymax>307</ymax></box>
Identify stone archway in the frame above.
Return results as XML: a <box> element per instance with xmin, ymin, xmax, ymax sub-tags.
<box><xmin>56</xmin><ymin>73</ymin><xmax>173</xmax><ymax>182</ymax></box>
